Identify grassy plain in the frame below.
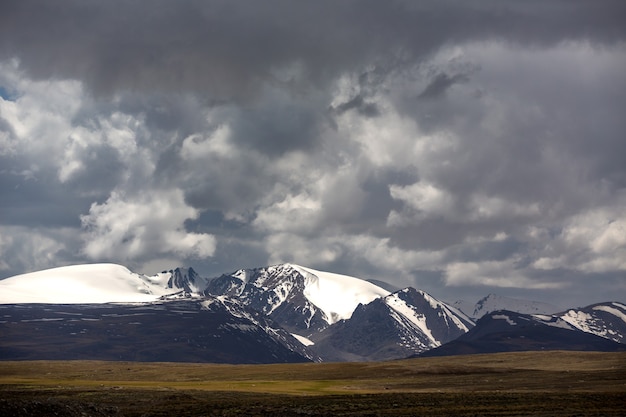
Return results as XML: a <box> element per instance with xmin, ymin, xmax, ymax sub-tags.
<box><xmin>1</xmin><ymin>351</ymin><xmax>625</xmax><ymax>416</ymax></box>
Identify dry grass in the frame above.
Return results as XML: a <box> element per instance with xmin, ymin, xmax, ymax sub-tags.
<box><xmin>1</xmin><ymin>351</ymin><xmax>625</xmax><ymax>416</ymax></box>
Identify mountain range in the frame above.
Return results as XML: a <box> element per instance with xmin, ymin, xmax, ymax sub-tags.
<box><xmin>419</xmin><ymin>307</ymin><xmax>626</xmax><ymax>357</ymax></box>
<box><xmin>0</xmin><ymin>263</ymin><xmax>624</xmax><ymax>363</ymax></box>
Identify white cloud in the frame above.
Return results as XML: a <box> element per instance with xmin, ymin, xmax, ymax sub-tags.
<box><xmin>0</xmin><ymin>64</ymin><xmax>159</xmax><ymax>194</ymax></box>
<box><xmin>253</xmin><ymin>193</ymin><xmax>322</xmax><ymax>234</ymax></box>
<box><xmin>0</xmin><ymin>64</ymin><xmax>81</xmax><ymax>165</ymax></box>
<box><xmin>181</xmin><ymin>124</ymin><xmax>234</xmax><ymax>160</ymax></box>
<box><xmin>0</xmin><ymin>226</ymin><xmax>71</xmax><ymax>273</ymax></box>
<box><xmin>264</xmin><ymin>231</ymin><xmax>443</xmax><ymax>285</ymax></box>
<box><xmin>343</xmin><ymin>234</ymin><xmax>444</xmax><ymax>274</ymax></box>
<box><xmin>81</xmin><ymin>189</ymin><xmax>216</xmax><ymax>262</ymax></box>
<box><xmin>532</xmin><ymin>201</ymin><xmax>626</xmax><ymax>273</ymax></box>
<box><xmin>445</xmin><ymin>260</ymin><xmax>565</xmax><ymax>290</ymax></box>
<box><xmin>468</xmin><ymin>195</ymin><xmax>541</xmax><ymax>221</ymax></box>
<box><xmin>265</xmin><ymin>233</ymin><xmax>344</xmax><ymax>266</ymax></box>
<box><xmin>388</xmin><ymin>181</ymin><xmax>455</xmax><ymax>226</ymax></box>
<box><xmin>1</xmin><ymin>6</ymin><xmax>625</xmax><ymax>307</ymax></box>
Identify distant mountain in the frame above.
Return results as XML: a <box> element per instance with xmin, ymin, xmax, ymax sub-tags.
<box><xmin>1</xmin><ymin>263</ymin><xmax>623</xmax><ymax>363</ymax></box>
<box><xmin>419</xmin><ymin>309</ymin><xmax>626</xmax><ymax>357</ymax></box>
<box><xmin>0</xmin><ymin>298</ymin><xmax>313</xmax><ymax>364</ymax></box>
<box><xmin>558</xmin><ymin>302</ymin><xmax>626</xmax><ymax>344</ymax></box>
<box><xmin>311</xmin><ymin>288</ymin><xmax>474</xmax><ymax>361</ymax></box>
<box><xmin>453</xmin><ymin>293</ymin><xmax>561</xmax><ymax>319</ymax></box>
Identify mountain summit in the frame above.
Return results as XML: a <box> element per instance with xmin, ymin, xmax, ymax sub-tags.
<box><xmin>204</xmin><ymin>263</ymin><xmax>390</xmax><ymax>334</ymax></box>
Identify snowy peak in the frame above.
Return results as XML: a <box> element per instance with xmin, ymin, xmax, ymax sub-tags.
<box><xmin>558</xmin><ymin>302</ymin><xmax>626</xmax><ymax>344</ymax></box>
<box><xmin>204</xmin><ymin>263</ymin><xmax>390</xmax><ymax>333</ymax></box>
<box><xmin>291</xmin><ymin>264</ymin><xmax>390</xmax><ymax>324</ymax></box>
<box><xmin>386</xmin><ymin>288</ymin><xmax>474</xmax><ymax>336</ymax></box>
<box><xmin>164</xmin><ymin>267</ymin><xmax>209</xmax><ymax>293</ymax></box>
<box><xmin>205</xmin><ymin>263</ymin><xmax>327</xmax><ymax>333</ymax></box>
<box><xmin>456</xmin><ymin>293</ymin><xmax>561</xmax><ymax>319</ymax></box>
<box><xmin>0</xmin><ymin>263</ymin><xmax>205</xmax><ymax>304</ymax></box>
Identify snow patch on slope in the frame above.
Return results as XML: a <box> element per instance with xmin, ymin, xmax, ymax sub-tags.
<box><xmin>291</xmin><ymin>264</ymin><xmax>390</xmax><ymax>324</ymax></box>
<box><xmin>560</xmin><ymin>310</ymin><xmax>594</xmax><ymax>333</ymax></box>
<box><xmin>593</xmin><ymin>305</ymin><xmax>626</xmax><ymax>324</ymax></box>
<box><xmin>492</xmin><ymin>314</ymin><xmax>517</xmax><ymax>326</ymax></box>
<box><xmin>558</xmin><ymin>303</ymin><xmax>626</xmax><ymax>344</ymax></box>
<box><xmin>532</xmin><ymin>314</ymin><xmax>575</xmax><ymax>330</ymax></box>
<box><xmin>291</xmin><ymin>333</ymin><xmax>315</xmax><ymax>346</ymax></box>
<box><xmin>385</xmin><ymin>293</ymin><xmax>435</xmax><ymax>342</ymax></box>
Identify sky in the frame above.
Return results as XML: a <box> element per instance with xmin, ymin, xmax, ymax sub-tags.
<box><xmin>1</xmin><ymin>0</ymin><xmax>625</xmax><ymax>308</ymax></box>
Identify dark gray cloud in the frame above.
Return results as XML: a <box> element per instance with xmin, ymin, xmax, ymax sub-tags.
<box><xmin>1</xmin><ymin>1</ymin><xmax>624</xmax><ymax>98</ymax></box>
<box><xmin>332</xmin><ymin>95</ymin><xmax>381</xmax><ymax>118</ymax></box>
<box><xmin>418</xmin><ymin>72</ymin><xmax>470</xmax><ymax>100</ymax></box>
<box><xmin>0</xmin><ymin>0</ymin><xmax>625</xmax><ymax>307</ymax></box>
<box><xmin>230</xmin><ymin>99</ymin><xmax>326</xmax><ymax>156</ymax></box>
<box><xmin>0</xmin><ymin>164</ymin><xmax>86</xmax><ymax>228</ymax></box>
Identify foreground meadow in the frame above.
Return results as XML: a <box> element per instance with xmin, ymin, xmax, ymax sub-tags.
<box><xmin>1</xmin><ymin>351</ymin><xmax>624</xmax><ymax>416</ymax></box>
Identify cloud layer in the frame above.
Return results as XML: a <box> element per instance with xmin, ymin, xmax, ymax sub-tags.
<box><xmin>1</xmin><ymin>1</ymin><xmax>625</xmax><ymax>306</ymax></box>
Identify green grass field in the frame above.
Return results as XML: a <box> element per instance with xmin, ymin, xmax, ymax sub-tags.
<box><xmin>1</xmin><ymin>351</ymin><xmax>625</xmax><ymax>416</ymax></box>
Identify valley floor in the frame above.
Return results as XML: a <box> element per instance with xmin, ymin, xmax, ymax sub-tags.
<box><xmin>1</xmin><ymin>351</ymin><xmax>625</xmax><ymax>416</ymax></box>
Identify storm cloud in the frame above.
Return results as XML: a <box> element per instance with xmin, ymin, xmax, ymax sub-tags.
<box><xmin>1</xmin><ymin>0</ymin><xmax>625</xmax><ymax>307</ymax></box>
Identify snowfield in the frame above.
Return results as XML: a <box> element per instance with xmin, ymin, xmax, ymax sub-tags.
<box><xmin>291</xmin><ymin>264</ymin><xmax>390</xmax><ymax>324</ymax></box>
<box><xmin>0</xmin><ymin>264</ymin><xmax>176</xmax><ymax>304</ymax></box>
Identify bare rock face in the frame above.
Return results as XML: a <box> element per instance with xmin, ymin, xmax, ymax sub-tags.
<box><xmin>205</xmin><ymin>264</ymin><xmax>329</xmax><ymax>334</ymax></box>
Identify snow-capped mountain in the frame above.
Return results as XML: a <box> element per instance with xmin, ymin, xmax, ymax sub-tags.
<box><xmin>0</xmin><ymin>262</ymin><xmax>397</xmax><ymax>362</ymax></box>
<box><xmin>453</xmin><ymin>293</ymin><xmax>561</xmax><ymax>319</ymax></box>
<box><xmin>558</xmin><ymin>302</ymin><xmax>626</xmax><ymax>344</ymax></box>
<box><xmin>1</xmin><ymin>262</ymin><xmax>624</xmax><ymax>363</ymax></box>
<box><xmin>311</xmin><ymin>287</ymin><xmax>474</xmax><ymax>361</ymax></box>
<box><xmin>204</xmin><ymin>263</ymin><xmax>390</xmax><ymax>335</ymax></box>
<box><xmin>420</xmin><ymin>309</ymin><xmax>626</xmax><ymax>357</ymax></box>
<box><xmin>0</xmin><ymin>264</ymin><xmax>206</xmax><ymax>304</ymax></box>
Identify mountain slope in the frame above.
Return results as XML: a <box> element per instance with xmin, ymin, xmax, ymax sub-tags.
<box><xmin>0</xmin><ymin>298</ymin><xmax>313</xmax><ymax>364</ymax></box>
<box><xmin>311</xmin><ymin>287</ymin><xmax>474</xmax><ymax>361</ymax></box>
<box><xmin>420</xmin><ymin>309</ymin><xmax>626</xmax><ymax>357</ymax></box>
<box><xmin>0</xmin><ymin>264</ymin><xmax>203</xmax><ymax>304</ymax></box>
